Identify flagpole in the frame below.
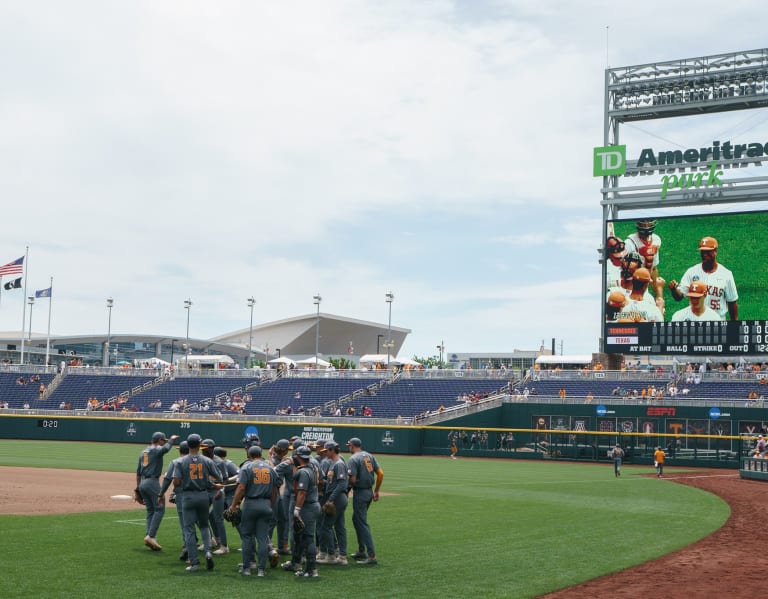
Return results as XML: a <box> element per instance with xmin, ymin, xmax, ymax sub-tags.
<box><xmin>45</xmin><ymin>276</ymin><xmax>53</xmax><ymax>368</ymax></box>
<box><xmin>19</xmin><ymin>246</ymin><xmax>29</xmax><ymax>365</ymax></box>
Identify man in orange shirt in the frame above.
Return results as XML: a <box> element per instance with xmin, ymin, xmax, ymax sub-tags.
<box><xmin>654</xmin><ymin>446</ymin><xmax>666</xmax><ymax>478</ymax></box>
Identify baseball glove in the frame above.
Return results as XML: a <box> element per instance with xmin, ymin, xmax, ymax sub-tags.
<box><xmin>322</xmin><ymin>501</ymin><xmax>336</xmax><ymax>517</ymax></box>
<box><xmin>223</xmin><ymin>506</ymin><xmax>242</xmax><ymax>527</ymax></box>
<box><xmin>293</xmin><ymin>513</ymin><xmax>305</xmax><ymax>535</ymax></box>
<box><xmin>133</xmin><ymin>487</ymin><xmax>144</xmax><ymax>505</ymax></box>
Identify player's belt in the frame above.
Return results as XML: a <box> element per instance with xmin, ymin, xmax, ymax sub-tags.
<box><xmin>142</xmin><ymin>476</ymin><xmax>159</xmax><ymax>479</ymax></box>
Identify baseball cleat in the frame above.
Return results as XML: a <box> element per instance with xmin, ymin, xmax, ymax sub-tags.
<box><xmin>356</xmin><ymin>556</ymin><xmax>378</xmax><ymax>565</ymax></box>
<box><xmin>185</xmin><ymin>564</ymin><xmax>199</xmax><ymax>572</ymax></box>
<box><xmin>213</xmin><ymin>546</ymin><xmax>230</xmax><ymax>555</ymax></box>
<box><xmin>269</xmin><ymin>549</ymin><xmax>279</xmax><ymax>568</ymax></box>
<box><xmin>205</xmin><ymin>551</ymin><xmax>214</xmax><ymax>570</ymax></box>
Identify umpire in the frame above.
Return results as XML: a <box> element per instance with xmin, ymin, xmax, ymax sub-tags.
<box><xmin>346</xmin><ymin>437</ymin><xmax>383</xmax><ymax>565</ymax></box>
<box><xmin>136</xmin><ymin>431</ymin><xmax>178</xmax><ymax>551</ymax></box>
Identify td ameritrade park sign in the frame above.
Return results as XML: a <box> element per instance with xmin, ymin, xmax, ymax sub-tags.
<box><xmin>594</xmin><ymin>139</ymin><xmax>768</xmax><ymax>198</ymax></box>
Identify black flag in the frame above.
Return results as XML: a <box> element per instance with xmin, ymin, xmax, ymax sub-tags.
<box><xmin>3</xmin><ymin>277</ymin><xmax>22</xmax><ymax>290</ymax></box>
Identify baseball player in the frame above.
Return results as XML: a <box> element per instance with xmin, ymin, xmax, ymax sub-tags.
<box><xmin>605</xmin><ymin>236</ymin><xmax>627</xmax><ymax>289</ymax></box>
<box><xmin>614</xmin><ymin>268</ymin><xmax>663</xmax><ymax>322</ymax></box>
<box><xmin>625</xmin><ymin>220</ymin><xmax>661</xmax><ymax>277</ymax></box>
<box><xmin>668</xmin><ymin>236</ymin><xmax>738</xmax><ymax>320</ymax></box>
<box><xmin>230</xmin><ymin>445</ymin><xmax>278</xmax><ymax>577</ymax></box>
<box><xmin>200</xmin><ymin>439</ymin><xmax>225</xmax><ymax>552</ymax></box>
<box><xmin>136</xmin><ymin>431</ymin><xmax>178</xmax><ymax>551</ymax></box>
<box><xmin>282</xmin><ymin>445</ymin><xmax>322</xmax><ymax>577</ymax></box>
<box><xmin>671</xmin><ymin>280</ymin><xmax>724</xmax><ymax>321</ymax></box>
<box><xmin>268</xmin><ymin>438</ymin><xmax>293</xmax><ymax>557</ymax></box>
<box><xmin>610</xmin><ymin>444</ymin><xmax>624</xmax><ymax>477</ymax></box>
<box><xmin>159</xmin><ymin>440</ymin><xmax>190</xmax><ymax>562</ymax></box>
<box><xmin>346</xmin><ymin>437</ymin><xmax>384</xmax><ymax>565</ymax></box>
<box><xmin>171</xmin><ymin>433</ymin><xmax>223</xmax><ymax>572</ymax></box>
<box><xmin>318</xmin><ymin>441</ymin><xmax>348</xmax><ymax>565</ymax></box>
<box><xmin>212</xmin><ymin>446</ymin><xmax>240</xmax><ymax>554</ymax></box>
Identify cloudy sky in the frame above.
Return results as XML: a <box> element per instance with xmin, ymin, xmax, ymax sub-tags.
<box><xmin>1</xmin><ymin>1</ymin><xmax>766</xmax><ymax>359</ymax></box>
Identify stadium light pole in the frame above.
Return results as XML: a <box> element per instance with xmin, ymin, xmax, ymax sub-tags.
<box><xmin>313</xmin><ymin>293</ymin><xmax>322</xmax><ymax>364</ymax></box>
<box><xmin>27</xmin><ymin>296</ymin><xmax>34</xmax><ymax>342</ymax></box>
<box><xmin>170</xmin><ymin>339</ymin><xmax>177</xmax><ymax>366</ymax></box>
<box><xmin>184</xmin><ymin>298</ymin><xmax>192</xmax><ymax>369</ymax></box>
<box><xmin>247</xmin><ymin>296</ymin><xmax>255</xmax><ymax>369</ymax></box>
<box><xmin>377</xmin><ymin>334</ymin><xmax>383</xmax><ymax>354</ymax></box>
<box><xmin>106</xmin><ymin>297</ymin><xmax>113</xmax><ymax>367</ymax></box>
<box><xmin>385</xmin><ymin>291</ymin><xmax>394</xmax><ymax>367</ymax></box>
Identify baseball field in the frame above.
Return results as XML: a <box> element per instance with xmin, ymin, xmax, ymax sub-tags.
<box><xmin>0</xmin><ymin>440</ymin><xmax>730</xmax><ymax>598</ymax></box>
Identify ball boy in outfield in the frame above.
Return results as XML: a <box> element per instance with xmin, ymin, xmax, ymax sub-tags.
<box><xmin>136</xmin><ymin>431</ymin><xmax>178</xmax><ymax>551</ymax></box>
<box><xmin>654</xmin><ymin>446</ymin><xmax>666</xmax><ymax>478</ymax></box>
<box><xmin>347</xmin><ymin>437</ymin><xmax>384</xmax><ymax>565</ymax></box>
<box><xmin>610</xmin><ymin>444</ymin><xmax>625</xmax><ymax>477</ymax></box>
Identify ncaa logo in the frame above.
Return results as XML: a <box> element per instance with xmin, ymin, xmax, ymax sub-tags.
<box><xmin>593</xmin><ymin>145</ymin><xmax>626</xmax><ymax>176</ymax></box>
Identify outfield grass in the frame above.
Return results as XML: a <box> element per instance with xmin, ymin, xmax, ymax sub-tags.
<box><xmin>0</xmin><ymin>441</ymin><xmax>729</xmax><ymax>598</ymax></box>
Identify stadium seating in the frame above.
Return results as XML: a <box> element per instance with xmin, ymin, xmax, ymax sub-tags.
<box><xmin>0</xmin><ymin>372</ymin><xmax>56</xmax><ymax>409</ymax></box>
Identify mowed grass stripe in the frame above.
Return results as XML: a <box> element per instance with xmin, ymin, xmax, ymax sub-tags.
<box><xmin>0</xmin><ymin>441</ymin><xmax>729</xmax><ymax>598</ymax></box>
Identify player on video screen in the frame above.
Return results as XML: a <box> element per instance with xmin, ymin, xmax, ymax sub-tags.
<box><xmin>625</xmin><ymin>220</ymin><xmax>665</xmax><ymax>314</ymax></box>
<box><xmin>610</xmin><ymin>268</ymin><xmax>663</xmax><ymax>322</ymax></box>
<box><xmin>668</xmin><ymin>236</ymin><xmax>738</xmax><ymax>320</ymax></box>
<box><xmin>670</xmin><ymin>280</ymin><xmax>723</xmax><ymax>322</ymax></box>
<box><xmin>605</xmin><ymin>236</ymin><xmax>626</xmax><ymax>289</ymax></box>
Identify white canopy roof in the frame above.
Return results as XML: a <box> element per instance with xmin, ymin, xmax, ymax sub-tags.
<box><xmin>359</xmin><ymin>353</ymin><xmax>396</xmax><ymax>365</ymax></box>
<box><xmin>535</xmin><ymin>355</ymin><xmax>592</xmax><ymax>365</ymax></box>
<box><xmin>295</xmin><ymin>356</ymin><xmax>331</xmax><ymax>368</ymax></box>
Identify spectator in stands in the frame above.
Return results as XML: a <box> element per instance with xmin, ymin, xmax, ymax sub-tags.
<box><xmin>23</xmin><ymin>402</ymin><xmax>30</xmax><ymax>409</ymax></box>
<box><xmin>59</xmin><ymin>401</ymin><xmax>67</xmax><ymax>409</ymax></box>
<box><xmin>585</xmin><ymin>391</ymin><xmax>594</xmax><ymax>404</ymax></box>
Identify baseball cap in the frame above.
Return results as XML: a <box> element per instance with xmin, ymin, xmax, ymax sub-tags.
<box><xmin>295</xmin><ymin>445</ymin><xmax>312</xmax><ymax>459</ymax></box>
<box><xmin>347</xmin><ymin>437</ymin><xmax>362</xmax><ymax>448</ymax></box>
<box><xmin>213</xmin><ymin>447</ymin><xmax>227</xmax><ymax>458</ymax></box>
<box><xmin>152</xmin><ymin>431</ymin><xmax>167</xmax><ymax>442</ymax></box>
<box><xmin>201</xmin><ymin>438</ymin><xmax>215</xmax><ymax>449</ymax></box>
<box><xmin>324</xmin><ymin>440</ymin><xmax>340</xmax><ymax>451</ymax></box>
<box><xmin>607</xmin><ymin>290</ymin><xmax>627</xmax><ymax>308</ymax></box>
<box><xmin>290</xmin><ymin>439</ymin><xmax>304</xmax><ymax>450</ymax></box>
<box><xmin>698</xmin><ymin>236</ymin><xmax>718</xmax><ymax>251</ymax></box>
<box><xmin>178</xmin><ymin>440</ymin><xmax>189</xmax><ymax>454</ymax></box>
<box><xmin>187</xmin><ymin>433</ymin><xmax>202</xmax><ymax>448</ymax></box>
<box><xmin>633</xmin><ymin>267</ymin><xmax>651</xmax><ymax>282</ymax></box>
<box><xmin>686</xmin><ymin>280</ymin><xmax>707</xmax><ymax>298</ymax></box>
<box><xmin>275</xmin><ymin>439</ymin><xmax>291</xmax><ymax>451</ymax></box>
<box><xmin>248</xmin><ymin>445</ymin><xmax>263</xmax><ymax>458</ymax></box>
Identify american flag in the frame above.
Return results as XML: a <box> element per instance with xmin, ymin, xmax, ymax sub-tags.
<box><xmin>0</xmin><ymin>256</ymin><xmax>24</xmax><ymax>277</ymax></box>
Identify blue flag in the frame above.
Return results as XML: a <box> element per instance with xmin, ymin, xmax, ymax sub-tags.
<box><xmin>35</xmin><ymin>287</ymin><xmax>52</xmax><ymax>298</ymax></box>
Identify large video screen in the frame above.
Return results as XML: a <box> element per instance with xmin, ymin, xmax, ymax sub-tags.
<box><xmin>603</xmin><ymin>210</ymin><xmax>768</xmax><ymax>355</ymax></box>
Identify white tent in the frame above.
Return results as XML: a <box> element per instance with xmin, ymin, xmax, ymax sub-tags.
<box><xmin>358</xmin><ymin>354</ymin><xmax>396</xmax><ymax>366</ymax></box>
<box><xmin>295</xmin><ymin>356</ymin><xmax>331</xmax><ymax>368</ymax></box>
<box><xmin>392</xmin><ymin>356</ymin><xmax>422</xmax><ymax>367</ymax></box>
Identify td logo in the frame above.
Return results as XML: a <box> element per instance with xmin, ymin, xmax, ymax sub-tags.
<box><xmin>593</xmin><ymin>145</ymin><xmax>626</xmax><ymax>176</ymax></box>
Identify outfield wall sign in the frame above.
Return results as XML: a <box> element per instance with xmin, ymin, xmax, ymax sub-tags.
<box><xmin>594</xmin><ymin>139</ymin><xmax>768</xmax><ymax>198</ymax></box>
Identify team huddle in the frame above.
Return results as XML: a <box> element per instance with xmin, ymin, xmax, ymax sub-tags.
<box><xmin>605</xmin><ymin>219</ymin><xmax>738</xmax><ymax>323</ymax></box>
<box><xmin>134</xmin><ymin>430</ymin><xmax>384</xmax><ymax>577</ymax></box>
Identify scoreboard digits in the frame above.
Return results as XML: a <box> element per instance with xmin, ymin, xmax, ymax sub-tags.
<box><xmin>605</xmin><ymin>320</ymin><xmax>768</xmax><ymax>355</ymax></box>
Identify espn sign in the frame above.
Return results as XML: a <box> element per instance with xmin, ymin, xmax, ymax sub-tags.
<box><xmin>647</xmin><ymin>407</ymin><xmax>676</xmax><ymax>417</ymax></box>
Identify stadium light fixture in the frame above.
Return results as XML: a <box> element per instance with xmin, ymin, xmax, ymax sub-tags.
<box><xmin>106</xmin><ymin>297</ymin><xmax>113</xmax><ymax>367</ymax></box>
<box><xmin>313</xmin><ymin>294</ymin><xmax>322</xmax><ymax>364</ymax></box>
<box><xmin>247</xmin><ymin>296</ymin><xmax>256</xmax><ymax>368</ymax></box>
<box><xmin>184</xmin><ymin>298</ymin><xmax>192</xmax><ymax>368</ymax></box>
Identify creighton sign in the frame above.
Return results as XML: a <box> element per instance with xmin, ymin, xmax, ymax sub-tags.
<box><xmin>592</xmin><ymin>139</ymin><xmax>768</xmax><ymax>198</ymax></box>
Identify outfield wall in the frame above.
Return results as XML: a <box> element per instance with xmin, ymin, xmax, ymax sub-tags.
<box><xmin>0</xmin><ymin>412</ymin><xmax>423</xmax><ymax>454</ymax></box>
<box><xmin>1</xmin><ymin>399</ymin><xmax>762</xmax><ymax>468</ymax></box>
